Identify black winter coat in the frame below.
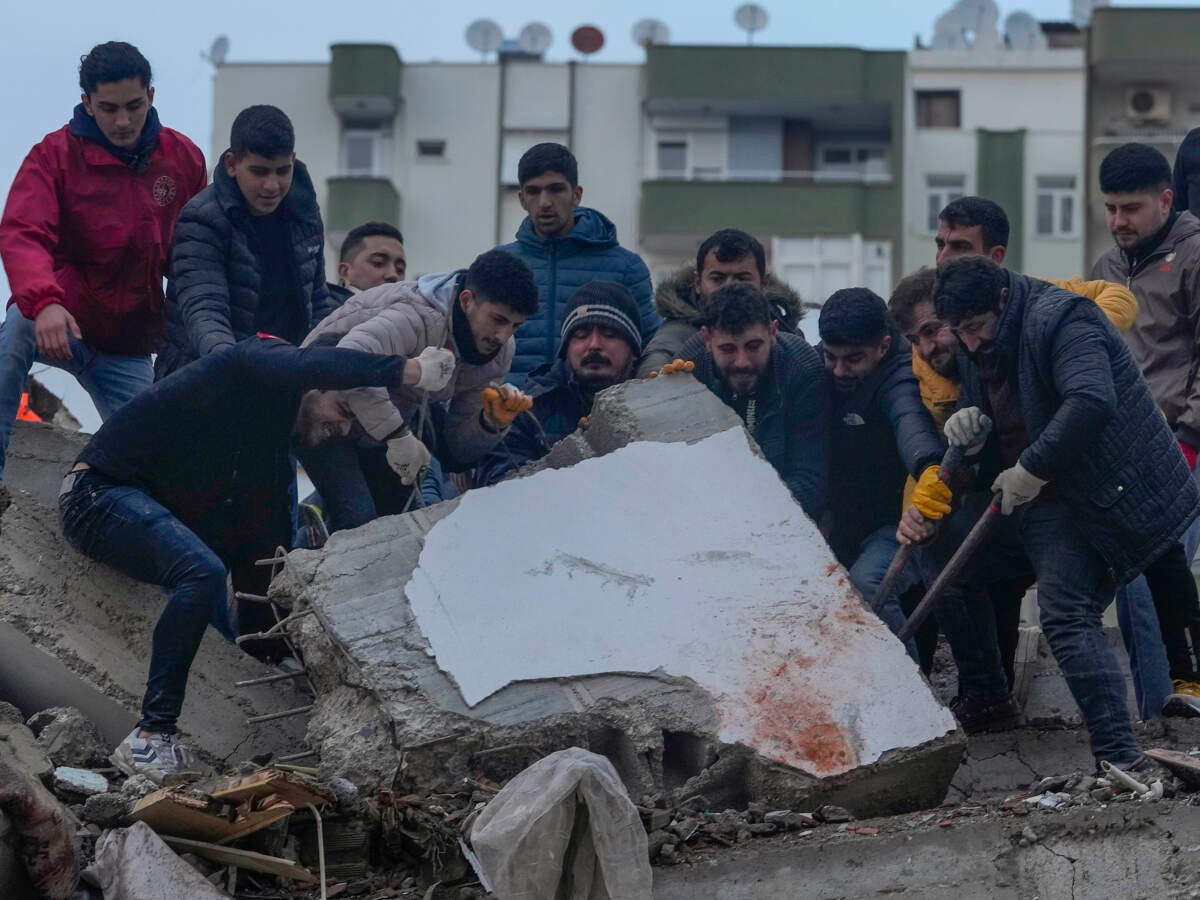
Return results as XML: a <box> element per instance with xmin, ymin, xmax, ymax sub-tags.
<box><xmin>155</xmin><ymin>158</ymin><xmax>335</xmax><ymax>377</ymax></box>
<box><xmin>79</xmin><ymin>337</ymin><xmax>407</xmax><ymax>561</ymax></box>
<box><xmin>474</xmin><ymin>359</ymin><xmax>592</xmax><ymax>487</ymax></box>
<box><xmin>958</xmin><ymin>271</ymin><xmax>1200</xmax><ymax>584</ymax></box>
<box><xmin>685</xmin><ymin>331</ymin><xmax>829</xmax><ymax>519</ymax></box>
<box><xmin>827</xmin><ymin>324</ymin><xmax>944</xmax><ymax>563</ymax></box>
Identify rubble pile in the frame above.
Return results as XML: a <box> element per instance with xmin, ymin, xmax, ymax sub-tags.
<box><xmin>273</xmin><ymin>375</ymin><xmax>964</xmax><ymax>817</ymax></box>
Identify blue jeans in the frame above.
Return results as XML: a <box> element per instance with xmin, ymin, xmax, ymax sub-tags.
<box><xmin>848</xmin><ymin>526</ymin><xmax>921</xmax><ymax>661</ymax></box>
<box><xmin>0</xmin><ymin>304</ymin><xmax>153</xmax><ymax>479</ymax></box>
<box><xmin>296</xmin><ymin>439</ymin><xmax>415</xmax><ymax>533</ymax></box>
<box><xmin>1019</xmin><ymin>501</ymin><xmax>1140</xmax><ymax>766</ymax></box>
<box><xmin>1115</xmin><ymin>463</ymin><xmax>1200</xmax><ymax>718</ymax></box>
<box><xmin>59</xmin><ymin>469</ymin><xmax>235</xmax><ymax>735</ymax></box>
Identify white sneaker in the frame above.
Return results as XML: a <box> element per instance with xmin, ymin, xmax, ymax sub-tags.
<box><xmin>110</xmin><ymin>728</ymin><xmax>194</xmax><ymax>784</ymax></box>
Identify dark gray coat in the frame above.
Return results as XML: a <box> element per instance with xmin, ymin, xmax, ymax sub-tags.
<box><xmin>958</xmin><ymin>270</ymin><xmax>1200</xmax><ymax>584</ymax></box>
<box><xmin>156</xmin><ymin>157</ymin><xmax>334</xmax><ymax>377</ymax></box>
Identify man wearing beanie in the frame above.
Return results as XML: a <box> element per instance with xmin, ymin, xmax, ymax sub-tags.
<box><xmin>680</xmin><ymin>282</ymin><xmax>829</xmax><ymax>519</ymax></box>
<box><xmin>476</xmin><ymin>281</ymin><xmax>640</xmax><ymax>486</ymax></box>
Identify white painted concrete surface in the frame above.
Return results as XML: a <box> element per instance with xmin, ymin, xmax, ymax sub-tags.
<box><xmin>407</xmin><ymin>427</ymin><xmax>956</xmax><ymax>778</ymax></box>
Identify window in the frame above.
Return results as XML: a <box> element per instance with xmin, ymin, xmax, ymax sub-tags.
<box><xmin>417</xmin><ymin>139</ymin><xmax>446</xmax><ymax>159</ymax></box>
<box><xmin>816</xmin><ymin>142</ymin><xmax>891</xmax><ymax>181</ymax></box>
<box><xmin>926</xmin><ymin>174</ymin><xmax>966</xmax><ymax>232</ymax></box>
<box><xmin>916</xmin><ymin>90</ymin><xmax>962</xmax><ymax>128</ymax></box>
<box><xmin>340</xmin><ymin>128</ymin><xmax>391</xmax><ymax>177</ymax></box>
<box><xmin>1036</xmin><ymin>176</ymin><xmax>1078</xmax><ymax>236</ymax></box>
<box><xmin>657</xmin><ymin>142</ymin><xmax>687</xmax><ymax>179</ymax></box>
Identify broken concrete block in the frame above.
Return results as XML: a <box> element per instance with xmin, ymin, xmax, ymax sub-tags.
<box><xmin>82</xmin><ymin>792</ymin><xmax>130</xmax><ymax>827</ymax></box>
<box><xmin>0</xmin><ymin>721</ymin><xmax>53</xmax><ymax>785</ymax></box>
<box><xmin>82</xmin><ymin>821</ymin><xmax>230</xmax><ymax>899</ymax></box>
<box><xmin>28</xmin><ymin>706</ymin><xmax>108</xmax><ymax>768</ymax></box>
<box><xmin>278</xmin><ymin>376</ymin><xmax>964</xmax><ymax>816</ymax></box>
<box><xmin>0</xmin><ymin>702</ymin><xmax>23</xmax><ymax>726</ymax></box>
<box><xmin>52</xmin><ymin>766</ymin><xmax>107</xmax><ymax>797</ymax></box>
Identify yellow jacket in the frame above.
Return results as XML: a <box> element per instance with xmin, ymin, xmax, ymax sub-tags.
<box><xmin>901</xmin><ymin>277</ymin><xmax>1137</xmax><ymax>506</ymax></box>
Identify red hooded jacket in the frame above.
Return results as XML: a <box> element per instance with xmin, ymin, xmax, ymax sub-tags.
<box><xmin>0</xmin><ymin>124</ymin><xmax>206</xmax><ymax>355</ymax></box>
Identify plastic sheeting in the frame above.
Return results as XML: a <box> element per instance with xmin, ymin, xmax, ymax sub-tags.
<box><xmin>470</xmin><ymin>748</ymin><xmax>652</xmax><ymax>900</ymax></box>
<box><xmin>82</xmin><ymin>821</ymin><xmax>229</xmax><ymax>900</ymax></box>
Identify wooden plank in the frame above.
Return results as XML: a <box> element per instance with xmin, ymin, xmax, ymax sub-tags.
<box><xmin>210</xmin><ymin>769</ymin><xmax>332</xmax><ymax>809</ymax></box>
<box><xmin>1143</xmin><ymin>748</ymin><xmax>1200</xmax><ymax>788</ymax></box>
<box><xmin>130</xmin><ymin>788</ymin><xmax>295</xmax><ymax>843</ymax></box>
<box><xmin>161</xmin><ymin>835</ymin><xmax>319</xmax><ymax>884</ymax></box>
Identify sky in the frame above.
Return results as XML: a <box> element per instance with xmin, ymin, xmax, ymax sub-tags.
<box><xmin>0</xmin><ymin>0</ymin><xmax>1190</xmax><ymax>429</ymax></box>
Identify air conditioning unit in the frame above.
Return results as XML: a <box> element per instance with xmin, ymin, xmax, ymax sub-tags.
<box><xmin>1125</xmin><ymin>86</ymin><xmax>1171</xmax><ymax>124</ymax></box>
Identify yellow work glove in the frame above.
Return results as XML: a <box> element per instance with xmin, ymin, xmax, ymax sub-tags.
<box><xmin>911</xmin><ymin>464</ymin><xmax>953</xmax><ymax>520</ymax></box>
<box><xmin>481</xmin><ymin>384</ymin><xmax>533</xmax><ymax>428</ymax></box>
<box><xmin>648</xmin><ymin>358</ymin><xmax>695</xmax><ymax>377</ymax></box>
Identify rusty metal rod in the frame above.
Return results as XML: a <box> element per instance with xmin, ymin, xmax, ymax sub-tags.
<box><xmin>235</xmin><ymin>669</ymin><xmax>308</xmax><ymax>687</ymax></box>
<box><xmin>246</xmin><ymin>705</ymin><xmax>313</xmax><ymax>725</ymax></box>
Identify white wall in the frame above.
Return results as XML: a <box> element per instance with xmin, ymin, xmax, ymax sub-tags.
<box><xmin>902</xmin><ymin>49</ymin><xmax>1085</xmax><ymax>280</ymax></box>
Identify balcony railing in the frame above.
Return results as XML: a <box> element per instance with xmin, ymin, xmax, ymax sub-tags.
<box><xmin>651</xmin><ymin>168</ymin><xmax>893</xmax><ymax>185</ymax></box>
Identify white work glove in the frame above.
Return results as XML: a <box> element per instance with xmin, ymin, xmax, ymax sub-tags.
<box><xmin>414</xmin><ymin>347</ymin><xmax>456</xmax><ymax>392</ymax></box>
<box><xmin>385</xmin><ymin>433</ymin><xmax>431</xmax><ymax>485</ymax></box>
<box><xmin>944</xmin><ymin>407</ymin><xmax>993</xmax><ymax>454</ymax></box>
<box><xmin>991</xmin><ymin>462</ymin><xmax>1048</xmax><ymax>516</ymax></box>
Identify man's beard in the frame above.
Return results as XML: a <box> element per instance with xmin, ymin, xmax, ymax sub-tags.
<box><xmin>927</xmin><ymin>348</ymin><xmax>958</xmax><ymax>379</ymax></box>
<box><xmin>722</xmin><ymin>366</ymin><xmax>762</xmax><ymax>395</ymax></box>
<box><xmin>965</xmin><ymin>339</ymin><xmax>997</xmax><ymax>361</ymax></box>
<box><xmin>575</xmin><ymin>352</ymin><xmax>623</xmax><ymax>389</ymax></box>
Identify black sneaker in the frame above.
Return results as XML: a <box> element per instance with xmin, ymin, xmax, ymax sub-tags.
<box><xmin>949</xmin><ymin>691</ymin><xmax>1024</xmax><ymax>734</ymax></box>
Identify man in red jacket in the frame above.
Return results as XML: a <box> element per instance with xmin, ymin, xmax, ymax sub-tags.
<box><xmin>0</xmin><ymin>41</ymin><xmax>206</xmax><ymax>480</ymax></box>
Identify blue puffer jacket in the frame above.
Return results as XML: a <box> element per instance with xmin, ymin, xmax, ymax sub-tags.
<box><xmin>155</xmin><ymin>157</ymin><xmax>334</xmax><ymax>378</ymax></box>
<box><xmin>497</xmin><ymin>208</ymin><xmax>657</xmax><ymax>384</ymax></box>
<box><xmin>958</xmin><ymin>270</ymin><xmax>1200</xmax><ymax>584</ymax></box>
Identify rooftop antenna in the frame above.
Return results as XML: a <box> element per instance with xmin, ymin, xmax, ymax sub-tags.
<box><xmin>632</xmin><ymin>18</ymin><xmax>671</xmax><ymax>48</ymax></box>
<box><xmin>735</xmin><ymin>3</ymin><xmax>769</xmax><ymax>46</ymax></box>
<box><xmin>570</xmin><ymin>25</ymin><xmax>606</xmax><ymax>60</ymax></box>
<box><xmin>518</xmin><ymin>22</ymin><xmax>553</xmax><ymax>57</ymax></box>
<box><xmin>1005</xmin><ymin>11</ymin><xmax>1047</xmax><ymax>51</ymax></box>
<box><xmin>202</xmin><ymin>35</ymin><xmax>229</xmax><ymax>68</ymax></box>
<box><xmin>465</xmin><ymin>19</ymin><xmax>503</xmax><ymax>61</ymax></box>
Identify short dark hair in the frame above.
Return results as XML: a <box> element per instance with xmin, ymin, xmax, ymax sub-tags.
<box><xmin>339</xmin><ymin>222</ymin><xmax>404</xmax><ymax>263</ymax></box>
<box><xmin>230</xmin><ymin>105</ymin><xmax>295</xmax><ymax>159</ymax></box>
<box><xmin>517</xmin><ymin>143</ymin><xmax>578</xmax><ymax>188</ymax></box>
<box><xmin>934</xmin><ymin>256</ymin><xmax>1005</xmax><ymax>324</ymax></box>
<box><xmin>1099</xmin><ymin>143</ymin><xmax>1172</xmax><ymax>195</ymax></box>
<box><xmin>888</xmin><ymin>268</ymin><xmax>937</xmax><ymax>332</ymax></box>
<box><xmin>938</xmin><ymin>196</ymin><xmax>1010</xmax><ymax>250</ymax></box>
<box><xmin>819</xmin><ymin>288</ymin><xmax>890</xmax><ymax>346</ymax></box>
<box><xmin>704</xmin><ymin>283</ymin><xmax>772</xmax><ymax>335</ymax></box>
<box><xmin>695</xmin><ymin>228</ymin><xmax>767</xmax><ymax>278</ymax></box>
<box><xmin>78</xmin><ymin>42</ymin><xmax>152</xmax><ymax>95</ymax></box>
<box><xmin>464</xmin><ymin>250</ymin><xmax>539</xmax><ymax>316</ymax></box>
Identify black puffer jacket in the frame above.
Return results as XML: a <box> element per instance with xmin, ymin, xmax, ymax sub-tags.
<box><xmin>155</xmin><ymin>157</ymin><xmax>334</xmax><ymax>377</ymax></box>
<box><xmin>958</xmin><ymin>270</ymin><xmax>1200</xmax><ymax>584</ymax></box>
<box><xmin>684</xmin><ymin>331</ymin><xmax>829</xmax><ymax>519</ymax></box>
<box><xmin>636</xmin><ymin>265</ymin><xmax>803</xmax><ymax>376</ymax></box>
<box><xmin>827</xmin><ymin>323</ymin><xmax>944</xmax><ymax>563</ymax></box>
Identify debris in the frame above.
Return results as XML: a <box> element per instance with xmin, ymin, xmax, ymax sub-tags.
<box><xmin>81</xmin><ymin>821</ymin><xmax>229</xmax><ymax>899</ymax></box>
<box><xmin>0</xmin><ymin>702</ymin><xmax>23</xmax><ymax>725</ymax></box>
<box><xmin>850</xmin><ymin>826</ymin><xmax>879</xmax><ymax>835</ymax></box>
<box><xmin>815</xmin><ymin>804</ymin><xmax>853</xmax><ymax>823</ymax></box>
<box><xmin>121</xmin><ymin>774</ymin><xmax>158</xmax><ymax>801</ymax></box>
<box><xmin>130</xmin><ymin>784</ymin><xmax>294</xmax><ymax>842</ymax></box>
<box><xmin>209</xmin><ymin>767</ymin><xmax>333</xmax><ymax>809</ymax></box>
<box><xmin>1143</xmin><ymin>748</ymin><xmax>1200</xmax><ymax>789</ymax></box>
<box><xmin>0</xmin><ymin>734</ymin><xmax>78</xmax><ymax>899</ymax></box>
<box><xmin>1020</xmin><ymin>825</ymin><xmax>1039</xmax><ymax>844</ymax></box>
<box><xmin>469</xmin><ymin>747</ymin><xmax>652</xmax><ymax>899</ymax></box>
<box><xmin>162</xmin><ymin>834</ymin><xmax>319</xmax><ymax>883</ymax></box>
<box><xmin>82</xmin><ymin>792</ymin><xmax>131</xmax><ymax>827</ymax></box>
<box><xmin>53</xmin><ymin>766</ymin><xmax>108</xmax><ymax>797</ymax></box>
<box><xmin>28</xmin><ymin>706</ymin><xmax>108</xmax><ymax>768</ymax></box>
<box><xmin>329</xmin><ymin>776</ymin><xmax>359</xmax><ymax>810</ymax></box>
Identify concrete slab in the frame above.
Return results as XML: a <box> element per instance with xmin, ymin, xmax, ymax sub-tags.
<box><xmin>0</xmin><ymin>422</ymin><xmax>308</xmax><ymax>765</ymax></box>
<box><xmin>279</xmin><ymin>375</ymin><xmax>966</xmax><ymax>814</ymax></box>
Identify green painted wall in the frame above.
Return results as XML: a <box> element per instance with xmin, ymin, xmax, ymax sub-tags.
<box><xmin>641</xmin><ymin>181</ymin><xmax>899</xmax><ymax>241</ymax></box>
<box><xmin>1090</xmin><ymin>8</ymin><xmax>1200</xmax><ymax>63</ymax></box>
<box><xmin>326</xmin><ymin>177</ymin><xmax>400</xmax><ymax>233</ymax></box>
<box><xmin>329</xmin><ymin>44</ymin><xmax>401</xmax><ymax>109</ymax></box>
<box><xmin>976</xmin><ymin>129</ymin><xmax>1026</xmax><ymax>272</ymax></box>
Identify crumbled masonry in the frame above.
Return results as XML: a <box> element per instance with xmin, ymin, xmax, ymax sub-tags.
<box><xmin>274</xmin><ymin>374</ymin><xmax>966</xmax><ymax>815</ymax></box>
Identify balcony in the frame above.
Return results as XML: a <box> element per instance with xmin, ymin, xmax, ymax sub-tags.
<box><xmin>639</xmin><ymin>178</ymin><xmax>900</xmax><ymax>248</ymax></box>
<box><xmin>329</xmin><ymin>44</ymin><xmax>401</xmax><ymax>121</ymax></box>
<box><xmin>325</xmin><ymin>177</ymin><xmax>400</xmax><ymax>234</ymax></box>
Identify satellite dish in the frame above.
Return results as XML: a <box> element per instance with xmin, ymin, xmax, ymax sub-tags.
<box><xmin>1005</xmin><ymin>11</ymin><xmax>1047</xmax><ymax>51</ymax></box>
<box><xmin>735</xmin><ymin>3</ymin><xmax>769</xmax><ymax>45</ymax></box>
<box><xmin>1071</xmin><ymin>0</ymin><xmax>1110</xmax><ymax>29</ymax></box>
<box><xmin>202</xmin><ymin>35</ymin><xmax>229</xmax><ymax>67</ymax></box>
<box><xmin>571</xmin><ymin>25</ymin><xmax>605</xmax><ymax>57</ymax></box>
<box><xmin>632</xmin><ymin>18</ymin><xmax>671</xmax><ymax>47</ymax></box>
<box><xmin>466</xmin><ymin>19</ymin><xmax>503</xmax><ymax>59</ymax></box>
<box><xmin>519</xmin><ymin>23</ymin><xmax>553</xmax><ymax>56</ymax></box>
